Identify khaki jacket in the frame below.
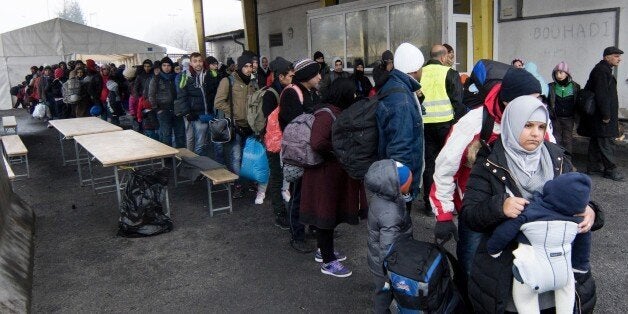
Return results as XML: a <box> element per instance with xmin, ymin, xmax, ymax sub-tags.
<box><xmin>214</xmin><ymin>72</ymin><xmax>257</xmax><ymax>128</ymax></box>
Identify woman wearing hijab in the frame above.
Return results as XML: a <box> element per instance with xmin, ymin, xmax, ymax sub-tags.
<box><xmin>460</xmin><ymin>95</ymin><xmax>603</xmax><ymax>313</ymax></box>
<box><xmin>300</xmin><ymin>78</ymin><xmax>363</xmax><ymax>278</ymax></box>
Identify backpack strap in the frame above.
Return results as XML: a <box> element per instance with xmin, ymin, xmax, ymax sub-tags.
<box><xmin>480</xmin><ymin>106</ymin><xmax>495</xmax><ymax>146</ymax></box>
<box><xmin>315</xmin><ymin>107</ymin><xmax>336</xmax><ymax>121</ymax></box>
<box><xmin>267</xmin><ymin>87</ymin><xmax>280</xmax><ymax>103</ymax></box>
<box><xmin>228</xmin><ymin>75</ymin><xmax>235</xmax><ymax>125</ymax></box>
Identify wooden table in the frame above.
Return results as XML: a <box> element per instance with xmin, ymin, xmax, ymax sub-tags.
<box><xmin>73</xmin><ymin>130</ymin><xmax>179</xmax><ymax>212</ymax></box>
<box><xmin>48</xmin><ymin>117</ymin><xmax>122</xmax><ymax>186</ymax></box>
<box><xmin>2</xmin><ymin>116</ymin><xmax>17</xmax><ymax>134</ymax></box>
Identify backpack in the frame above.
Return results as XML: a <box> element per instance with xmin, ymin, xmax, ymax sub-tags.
<box><xmin>331</xmin><ymin>88</ymin><xmax>405</xmax><ymax>180</ymax></box>
<box><xmin>281</xmin><ymin>107</ymin><xmax>336</xmax><ymax>167</ymax></box>
<box><xmin>62</xmin><ymin>78</ymin><xmax>81</xmax><ymax>104</ymax></box>
<box><xmin>248</xmin><ymin>86</ymin><xmax>279</xmax><ymax>134</ymax></box>
<box><xmin>384</xmin><ymin>238</ymin><xmax>467</xmax><ymax>313</ymax></box>
<box><xmin>10</xmin><ymin>85</ymin><xmax>20</xmax><ymax>96</ymax></box>
<box><xmin>464</xmin><ymin>60</ymin><xmax>511</xmax><ymax>110</ymax></box>
<box><xmin>265</xmin><ymin>84</ymin><xmax>303</xmax><ymax>153</ymax></box>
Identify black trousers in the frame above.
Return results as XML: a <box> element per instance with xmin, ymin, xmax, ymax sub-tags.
<box><xmin>316</xmin><ymin>228</ymin><xmax>335</xmax><ymax>263</ymax></box>
<box><xmin>422</xmin><ymin>122</ymin><xmax>452</xmax><ymax>212</ymax></box>
<box><xmin>266</xmin><ymin>151</ymin><xmax>286</xmax><ymax>218</ymax></box>
<box><xmin>587</xmin><ymin>137</ymin><xmax>616</xmax><ymax>172</ymax></box>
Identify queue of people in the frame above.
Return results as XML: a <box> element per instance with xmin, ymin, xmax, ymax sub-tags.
<box><xmin>9</xmin><ymin>43</ymin><xmax>623</xmax><ymax>313</ymax></box>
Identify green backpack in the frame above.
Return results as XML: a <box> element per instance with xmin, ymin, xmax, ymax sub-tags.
<box><xmin>247</xmin><ymin>86</ymin><xmax>279</xmax><ymax>134</ymax></box>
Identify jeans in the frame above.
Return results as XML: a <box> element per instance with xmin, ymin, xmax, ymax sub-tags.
<box><xmin>223</xmin><ymin>131</ymin><xmax>245</xmax><ymax>179</ymax></box>
<box><xmin>185</xmin><ymin>119</ymin><xmax>210</xmax><ymax>156</ymax></box>
<box><xmin>144</xmin><ymin>129</ymin><xmax>160</xmax><ymax>141</ymax></box>
<box><xmin>157</xmin><ymin>109</ymin><xmax>186</xmax><ymax>148</ymax></box>
<box><xmin>267</xmin><ymin>151</ymin><xmax>286</xmax><ymax>218</ymax></box>
<box><xmin>289</xmin><ymin>178</ymin><xmax>305</xmax><ymax>241</ymax></box>
<box><xmin>457</xmin><ymin>218</ymin><xmax>485</xmax><ymax>276</ymax></box>
<box><xmin>373</xmin><ymin>274</ymin><xmax>393</xmax><ymax>313</ymax></box>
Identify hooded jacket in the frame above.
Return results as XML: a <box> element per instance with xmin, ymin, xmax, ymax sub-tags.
<box><xmin>548</xmin><ymin>71</ymin><xmax>580</xmax><ymax>118</ymax></box>
<box><xmin>175</xmin><ymin>68</ymin><xmax>209</xmax><ymax>116</ymax></box>
<box><xmin>148</xmin><ymin>72</ymin><xmax>177</xmax><ymax>111</ymax></box>
<box><xmin>365</xmin><ymin>159</ymin><xmax>413</xmax><ymax>277</ymax></box>
<box><xmin>376</xmin><ymin>69</ymin><xmax>424</xmax><ymax>199</ymax></box>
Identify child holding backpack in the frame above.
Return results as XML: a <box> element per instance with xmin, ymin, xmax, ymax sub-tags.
<box><xmin>365</xmin><ymin>159</ymin><xmax>413</xmax><ymax>312</ymax></box>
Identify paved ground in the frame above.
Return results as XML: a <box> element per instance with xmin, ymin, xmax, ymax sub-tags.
<box><xmin>2</xmin><ymin>109</ymin><xmax>626</xmax><ymax>313</ymax></box>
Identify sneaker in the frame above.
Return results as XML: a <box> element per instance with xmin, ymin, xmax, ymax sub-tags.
<box><xmin>281</xmin><ymin>189</ymin><xmax>291</xmax><ymax>202</ymax></box>
<box><xmin>274</xmin><ymin>216</ymin><xmax>290</xmax><ymax>230</ymax></box>
<box><xmin>320</xmin><ymin>260</ymin><xmax>352</xmax><ymax>278</ymax></box>
<box><xmin>232</xmin><ymin>185</ymin><xmax>244</xmax><ymax>199</ymax></box>
<box><xmin>290</xmin><ymin>239</ymin><xmax>316</xmax><ymax>253</ymax></box>
<box><xmin>254</xmin><ymin>192</ymin><xmax>265</xmax><ymax>204</ymax></box>
<box><xmin>314</xmin><ymin>248</ymin><xmax>347</xmax><ymax>263</ymax></box>
<box><xmin>603</xmin><ymin>171</ymin><xmax>625</xmax><ymax>182</ymax></box>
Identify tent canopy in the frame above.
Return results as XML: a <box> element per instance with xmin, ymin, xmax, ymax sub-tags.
<box><xmin>0</xmin><ymin>18</ymin><xmax>166</xmax><ymax>110</ymax></box>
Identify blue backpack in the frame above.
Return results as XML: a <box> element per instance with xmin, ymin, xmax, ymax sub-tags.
<box><xmin>383</xmin><ymin>238</ymin><xmax>467</xmax><ymax>313</ymax></box>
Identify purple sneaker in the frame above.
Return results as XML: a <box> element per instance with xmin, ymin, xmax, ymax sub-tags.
<box><xmin>314</xmin><ymin>248</ymin><xmax>347</xmax><ymax>263</ymax></box>
<box><xmin>321</xmin><ymin>260</ymin><xmax>352</xmax><ymax>278</ymax></box>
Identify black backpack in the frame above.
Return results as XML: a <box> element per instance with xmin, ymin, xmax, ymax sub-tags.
<box><xmin>464</xmin><ymin>60</ymin><xmax>512</xmax><ymax>111</ymax></box>
<box><xmin>10</xmin><ymin>85</ymin><xmax>20</xmax><ymax>96</ymax></box>
<box><xmin>332</xmin><ymin>88</ymin><xmax>404</xmax><ymax>180</ymax></box>
<box><xmin>384</xmin><ymin>238</ymin><xmax>467</xmax><ymax>313</ymax></box>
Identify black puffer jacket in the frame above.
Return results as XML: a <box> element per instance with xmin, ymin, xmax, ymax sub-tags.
<box><xmin>149</xmin><ymin>72</ymin><xmax>177</xmax><ymax>111</ymax></box>
<box><xmin>461</xmin><ymin>139</ymin><xmax>603</xmax><ymax>314</ymax></box>
<box><xmin>577</xmin><ymin>60</ymin><xmax>619</xmax><ymax>138</ymax></box>
<box><xmin>175</xmin><ymin>70</ymin><xmax>208</xmax><ymax>116</ymax></box>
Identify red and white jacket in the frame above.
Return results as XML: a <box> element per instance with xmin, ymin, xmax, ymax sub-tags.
<box><xmin>429</xmin><ymin>84</ymin><xmax>555</xmax><ymax>222</ymax></box>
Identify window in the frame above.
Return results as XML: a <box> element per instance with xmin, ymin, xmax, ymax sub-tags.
<box><xmin>345</xmin><ymin>7</ymin><xmax>387</xmax><ymax>68</ymax></box>
<box><xmin>269</xmin><ymin>33</ymin><xmax>283</xmax><ymax>47</ymax></box>
<box><xmin>311</xmin><ymin>15</ymin><xmax>345</xmax><ymax>65</ymax></box>
<box><xmin>390</xmin><ymin>1</ymin><xmax>442</xmax><ymax>56</ymax></box>
<box><xmin>453</xmin><ymin>0</ymin><xmax>470</xmax><ymax>14</ymax></box>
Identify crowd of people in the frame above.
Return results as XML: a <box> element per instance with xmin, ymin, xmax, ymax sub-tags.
<box><xmin>9</xmin><ymin>42</ymin><xmax>624</xmax><ymax>313</ymax></box>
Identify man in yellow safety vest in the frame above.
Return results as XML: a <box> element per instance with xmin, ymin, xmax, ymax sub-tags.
<box><xmin>419</xmin><ymin>44</ymin><xmax>464</xmax><ymax>216</ymax></box>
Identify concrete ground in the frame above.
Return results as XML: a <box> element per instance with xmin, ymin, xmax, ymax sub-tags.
<box><xmin>2</xmin><ymin>109</ymin><xmax>626</xmax><ymax>313</ymax></box>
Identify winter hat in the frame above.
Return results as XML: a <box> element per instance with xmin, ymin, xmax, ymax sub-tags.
<box><xmin>161</xmin><ymin>57</ymin><xmax>174</xmax><ymax>66</ymax></box>
<box><xmin>86</xmin><ymin>59</ymin><xmax>96</xmax><ymax>71</ymax></box>
<box><xmin>313</xmin><ymin>51</ymin><xmax>324</xmax><ymax>60</ymax></box>
<box><xmin>394</xmin><ymin>43</ymin><xmax>424</xmax><ymax>74</ymax></box>
<box><xmin>499</xmin><ymin>68</ymin><xmax>541</xmax><ymax>103</ymax></box>
<box><xmin>381</xmin><ymin>50</ymin><xmax>394</xmax><ymax>62</ymax></box>
<box><xmin>354</xmin><ymin>58</ymin><xmax>365</xmax><ymax>69</ymax></box>
<box><xmin>206</xmin><ymin>56</ymin><xmax>218</xmax><ymax>65</ymax></box>
<box><xmin>54</xmin><ymin>68</ymin><xmax>64</xmax><ymax>79</ymax></box>
<box><xmin>153</xmin><ymin>60</ymin><xmax>162</xmax><ymax>70</ymax></box>
<box><xmin>293</xmin><ymin>58</ymin><xmax>320</xmax><ymax>82</ymax></box>
<box><xmin>270</xmin><ymin>57</ymin><xmax>292</xmax><ymax>75</ymax></box>
<box><xmin>553</xmin><ymin>61</ymin><xmax>570</xmax><ymax>76</ymax></box>
<box><xmin>396</xmin><ymin>161</ymin><xmax>413</xmax><ymax>194</ymax></box>
<box><xmin>237</xmin><ymin>53</ymin><xmax>254</xmax><ymax>70</ymax></box>
<box><xmin>142</xmin><ymin>59</ymin><xmax>153</xmax><ymax>67</ymax></box>
<box><xmin>542</xmin><ymin>172</ymin><xmax>591</xmax><ymax>216</ymax></box>
<box><xmin>123</xmin><ymin>66</ymin><xmax>136</xmax><ymax>79</ymax></box>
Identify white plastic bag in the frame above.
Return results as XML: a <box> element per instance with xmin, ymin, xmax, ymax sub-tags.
<box><xmin>32</xmin><ymin>103</ymin><xmax>47</xmax><ymax>119</ymax></box>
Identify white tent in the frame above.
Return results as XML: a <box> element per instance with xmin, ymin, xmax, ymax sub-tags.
<box><xmin>0</xmin><ymin>18</ymin><xmax>166</xmax><ymax>110</ymax></box>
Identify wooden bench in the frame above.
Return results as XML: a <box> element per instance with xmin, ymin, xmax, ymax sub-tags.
<box><xmin>174</xmin><ymin>148</ymin><xmax>238</xmax><ymax>216</ymax></box>
<box><xmin>2</xmin><ymin>116</ymin><xmax>17</xmax><ymax>135</ymax></box>
<box><xmin>1</xmin><ymin>135</ymin><xmax>29</xmax><ymax>179</ymax></box>
<box><xmin>3</xmin><ymin>154</ymin><xmax>15</xmax><ymax>180</ymax></box>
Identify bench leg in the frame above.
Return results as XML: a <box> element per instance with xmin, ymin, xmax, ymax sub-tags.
<box><xmin>164</xmin><ymin>185</ymin><xmax>171</xmax><ymax>217</ymax></box>
<box><xmin>25</xmin><ymin>154</ymin><xmax>29</xmax><ymax>178</ymax></box>
<box><xmin>74</xmin><ymin>140</ymin><xmax>84</xmax><ymax>186</ymax></box>
<box><xmin>228</xmin><ymin>183</ymin><xmax>233</xmax><ymax>214</ymax></box>
<box><xmin>207</xmin><ymin>179</ymin><xmax>214</xmax><ymax>217</ymax></box>
<box><xmin>114</xmin><ymin>166</ymin><xmax>122</xmax><ymax>211</ymax></box>
<box><xmin>172</xmin><ymin>157</ymin><xmax>178</xmax><ymax>187</ymax></box>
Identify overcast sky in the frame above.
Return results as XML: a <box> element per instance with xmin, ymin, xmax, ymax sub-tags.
<box><xmin>0</xmin><ymin>0</ymin><xmax>244</xmax><ymax>51</ymax></box>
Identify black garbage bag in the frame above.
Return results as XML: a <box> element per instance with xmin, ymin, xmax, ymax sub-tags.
<box><xmin>118</xmin><ymin>168</ymin><xmax>173</xmax><ymax>237</ymax></box>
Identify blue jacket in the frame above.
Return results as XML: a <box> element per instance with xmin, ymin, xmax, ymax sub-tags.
<box><xmin>376</xmin><ymin>69</ymin><xmax>424</xmax><ymax>198</ymax></box>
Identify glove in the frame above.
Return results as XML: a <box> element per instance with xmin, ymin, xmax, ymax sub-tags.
<box><xmin>186</xmin><ymin>113</ymin><xmax>199</xmax><ymax>121</ymax></box>
<box><xmin>434</xmin><ymin>220</ymin><xmax>459</xmax><ymax>242</ymax></box>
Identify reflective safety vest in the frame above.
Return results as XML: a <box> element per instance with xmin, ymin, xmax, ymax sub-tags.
<box><xmin>420</xmin><ymin>64</ymin><xmax>454</xmax><ymax>124</ymax></box>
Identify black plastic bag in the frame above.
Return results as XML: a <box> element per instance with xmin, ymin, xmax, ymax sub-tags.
<box><xmin>118</xmin><ymin>168</ymin><xmax>173</xmax><ymax>237</ymax></box>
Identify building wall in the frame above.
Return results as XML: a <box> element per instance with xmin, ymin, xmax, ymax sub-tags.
<box><xmin>497</xmin><ymin>0</ymin><xmax>628</xmax><ymax>118</ymax></box>
<box><xmin>257</xmin><ymin>0</ymin><xmax>320</xmax><ymax>62</ymax></box>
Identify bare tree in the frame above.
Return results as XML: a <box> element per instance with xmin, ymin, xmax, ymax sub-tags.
<box><xmin>57</xmin><ymin>0</ymin><xmax>86</xmax><ymax>25</ymax></box>
<box><xmin>169</xmin><ymin>28</ymin><xmax>196</xmax><ymax>52</ymax></box>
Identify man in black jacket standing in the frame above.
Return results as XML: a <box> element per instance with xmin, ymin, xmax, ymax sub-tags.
<box><xmin>581</xmin><ymin>46</ymin><xmax>624</xmax><ymax>181</ymax></box>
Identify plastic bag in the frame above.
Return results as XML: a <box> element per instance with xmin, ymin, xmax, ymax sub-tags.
<box><xmin>118</xmin><ymin>168</ymin><xmax>173</xmax><ymax>237</ymax></box>
<box><xmin>240</xmin><ymin>137</ymin><xmax>269</xmax><ymax>184</ymax></box>
<box><xmin>32</xmin><ymin>103</ymin><xmax>47</xmax><ymax>119</ymax></box>
<box><xmin>283</xmin><ymin>163</ymin><xmax>303</xmax><ymax>183</ymax></box>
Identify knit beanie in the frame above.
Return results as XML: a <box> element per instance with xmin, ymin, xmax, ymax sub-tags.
<box><xmin>270</xmin><ymin>57</ymin><xmax>292</xmax><ymax>75</ymax></box>
<box><xmin>206</xmin><ymin>56</ymin><xmax>218</xmax><ymax>65</ymax></box>
<box><xmin>394</xmin><ymin>43</ymin><xmax>424</xmax><ymax>74</ymax></box>
<box><xmin>293</xmin><ymin>58</ymin><xmax>320</xmax><ymax>82</ymax></box>
<box><xmin>237</xmin><ymin>53</ymin><xmax>253</xmax><ymax>70</ymax></box>
<box><xmin>86</xmin><ymin>59</ymin><xmax>96</xmax><ymax>71</ymax></box>
<box><xmin>499</xmin><ymin>68</ymin><xmax>542</xmax><ymax>103</ymax></box>
<box><xmin>161</xmin><ymin>57</ymin><xmax>174</xmax><ymax>66</ymax></box>
<box><xmin>396</xmin><ymin>161</ymin><xmax>413</xmax><ymax>194</ymax></box>
<box><xmin>142</xmin><ymin>59</ymin><xmax>153</xmax><ymax>67</ymax></box>
<box><xmin>54</xmin><ymin>68</ymin><xmax>64</xmax><ymax>79</ymax></box>
<box><xmin>542</xmin><ymin>172</ymin><xmax>591</xmax><ymax>216</ymax></box>
<box><xmin>123</xmin><ymin>66</ymin><xmax>136</xmax><ymax>79</ymax></box>
<box><xmin>553</xmin><ymin>61</ymin><xmax>570</xmax><ymax>76</ymax></box>
<box><xmin>381</xmin><ymin>50</ymin><xmax>394</xmax><ymax>62</ymax></box>
<box><xmin>313</xmin><ymin>51</ymin><xmax>324</xmax><ymax>60</ymax></box>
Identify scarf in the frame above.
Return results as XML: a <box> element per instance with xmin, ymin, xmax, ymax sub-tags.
<box><xmin>501</xmin><ymin>95</ymin><xmax>554</xmax><ymax>199</ymax></box>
